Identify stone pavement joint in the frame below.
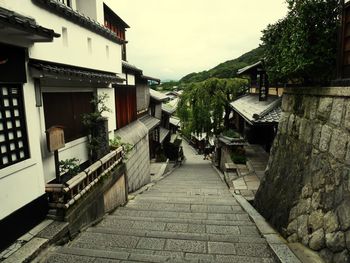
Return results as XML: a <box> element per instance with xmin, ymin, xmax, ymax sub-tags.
<box><xmin>35</xmin><ymin>139</ymin><xmax>281</xmax><ymax>263</ymax></box>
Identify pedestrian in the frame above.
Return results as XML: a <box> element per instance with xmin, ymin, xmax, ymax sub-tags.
<box><xmin>203</xmin><ymin>140</ymin><xmax>211</xmax><ymax>160</ymax></box>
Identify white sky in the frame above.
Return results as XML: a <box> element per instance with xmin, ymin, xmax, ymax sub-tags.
<box><xmin>105</xmin><ymin>0</ymin><xmax>288</xmax><ymax>81</ymax></box>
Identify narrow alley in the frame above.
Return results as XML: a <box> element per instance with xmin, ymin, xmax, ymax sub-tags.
<box><xmin>38</xmin><ymin>141</ymin><xmax>277</xmax><ymax>263</ymax></box>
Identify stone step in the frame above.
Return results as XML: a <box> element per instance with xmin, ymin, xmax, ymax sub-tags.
<box><xmin>132</xmin><ymin>196</ymin><xmax>236</xmax><ymax>205</ymax></box>
<box><xmin>52</xmin><ymin>246</ymin><xmax>188</xmax><ymax>263</ymax></box>
<box><xmin>104</xmin><ymin>214</ymin><xmax>253</xmax><ymax>227</ymax></box>
<box><xmin>111</xmin><ymin>209</ymin><xmax>246</xmax><ymax>221</ymax></box>
<box><xmin>129</xmin><ymin>198</ymin><xmax>240</xmax><ymax>206</ymax></box>
<box><xmin>56</xmin><ymin>243</ymin><xmax>276</xmax><ymax>263</ymax></box>
<box><xmin>138</xmin><ymin>192</ymin><xmax>233</xmax><ymax>197</ymax></box>
<box><xmin>86</xmin><ymin>225</ymin><xmax>262</xmax><ymax>242</ymax></box>
<box><xmin>67</xmin><ymin>233</ymin><xmax>274</xmax><ymax>262</ymax></box>
<box><xmin>119</xmin><ymin>204</ymin><xmax>244</xmax><ymax>214</ymax></box>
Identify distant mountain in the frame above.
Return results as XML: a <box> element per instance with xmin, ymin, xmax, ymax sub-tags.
<box><xmin>179</xmin><ymin>47</ymin><xmax>264</xmax><ymax>84</ymax></box>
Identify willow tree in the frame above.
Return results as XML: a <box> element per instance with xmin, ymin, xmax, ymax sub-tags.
<box><xmin>178</xmin><ymin>78</ymin><xmax>247</xmax><ymax>137</ymax></box>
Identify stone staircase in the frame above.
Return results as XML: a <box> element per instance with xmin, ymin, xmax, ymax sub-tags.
<box><xmin>40</xmin><ymin>144</ymin><xmax>278</xmax><ymax>263</ymax></box>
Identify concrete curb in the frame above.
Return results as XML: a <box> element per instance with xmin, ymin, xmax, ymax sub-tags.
<box><xmin>233</xmin><ymin>193</ymin><xmax>302</xmax><ymax>263</ymax></box>
<box><xmin>212</xmin><ymin>164</ymin><xmax>302</xmax><ymax>263</ymax></box>
<box><xmin>1</xmin><ymin>220</ymin><xmax>69</xmax><ymax>263</ymax></box>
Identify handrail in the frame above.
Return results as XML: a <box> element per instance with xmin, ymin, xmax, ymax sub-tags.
<box><xmin>46</xmin><ymin>146</ymin><xmax>124</xmax><ymax>210</ymax></box>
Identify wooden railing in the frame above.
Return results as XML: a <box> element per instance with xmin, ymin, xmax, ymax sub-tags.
<box><xmin>46</xmin><ymin>147</ymin><xmax>123</xmax><ymax>210</ymax></box>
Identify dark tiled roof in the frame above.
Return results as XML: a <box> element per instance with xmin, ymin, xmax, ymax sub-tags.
<box><xmin>255</xmin><ymin>107</ymin><xmax>282</xmax><ymax>123</ymax></box>
<box><xmin>122</xmin><ymin>61</ymin><xmax>160</xmax><ymax>84</ymax></box>
<box><xmin>169</xmin><ymin>117</ymin><xmax>180</xmax><ymax>127</ymax></box>
<box><xmin>150</xmin><ymin>89</ymin><xmax>169</xmax><ymax>102</ymax></box>
<box><xmin>139</xmin><ymin>115</ymin><xmax>160</xmax><ymax>131</ymax></box>
<box><xmin>0</xmin><ymin>6</ymin><xmax>59</xmax><ymax>41</ymax></box>
<box><xmin>230</xmin><ymin>94</ymin><xmax>281</xmax><ymax>125</ymax></box>
<box><xmin>141</xmin><ymin>75</ymin><xmax>160</xmax><ymax>84</ymax></box>
<box><xmin>32</xmin><ymin>0</ymin><xmax>125</xmax><ymax>44</ymax></box>
<box><xmin>29</xmin><ymin>59</ymin><xmax>124</xmax><ymax>84</ymax></box>
<box><xmin>237</xmin><ymin>61</ymin><xmax>263</xmax><ymax>75</ymax></box>
<box><xmin>162</xmin><ymin>98</ymin><xmax>179</xmax><ymax>115</ymax></box>
<box><xmin>122</xmin><ymin>61</ymin><xmax>142</xmax><ymax>74</ymax></box>
<box><xmin>159</xmin><ymin>127</ymin><xmax>170</xmax><ymax>143</ymax></box>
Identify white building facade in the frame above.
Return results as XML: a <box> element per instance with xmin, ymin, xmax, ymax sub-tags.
<box><xmin>0</xmin><ymin>0</ymin><xmax>129</xmax><ymax>249</ymax></box>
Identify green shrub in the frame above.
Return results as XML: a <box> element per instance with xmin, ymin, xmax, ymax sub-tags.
<box><xmin>222</xmin><ymin>129</ymin><xmax>240</xmax><ymax>138</ymax></box>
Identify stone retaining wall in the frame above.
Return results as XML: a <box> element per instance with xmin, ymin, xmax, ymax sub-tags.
<box><xmin>255</xmin><ymin>87</ymin><xmax>350</xmax><ymax>263</ymax></box>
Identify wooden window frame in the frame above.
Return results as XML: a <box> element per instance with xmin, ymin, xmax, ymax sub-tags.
<box><xmin>0</xmin><ymin>85</ymin><xmax>30</xmax><ymax>169</ymax></box>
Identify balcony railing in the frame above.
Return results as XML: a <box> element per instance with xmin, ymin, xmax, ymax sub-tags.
<box><xmin>46</xmin><ymin>146</ymin><xmax>123</xmax><ymax>209</ymax></box>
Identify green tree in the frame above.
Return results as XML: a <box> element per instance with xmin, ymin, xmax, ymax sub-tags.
<box><xmin>261</xmin><ymin>0</ymin><xmax>340</xmax><ymax>84</ymax></box>
<box><xmin>178</xmin><ymin>78</ymin><xmax>247</xmax><ymax>137</ymax></box>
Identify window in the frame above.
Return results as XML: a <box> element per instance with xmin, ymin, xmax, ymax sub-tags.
<box><xmin>43</xmin><ymin>92</ymin><xmax>93</xmax><ymax>143</ymax></box>
<box><xmin>58</xmin><ymin>0</ymin><xmax>71</xmax><ymax>7</ymax></box>
<box><xmin>87</xmin><ymin>37</ymin><xmax>92</xmax><ymax>54</ymax></box>
<box><xmin>115</xmin><ymin>85</ymin><xmax>136</xmax><ymax>129</ymax></box>
<box><xmin>0</xmin><ymin>85</ymin><xmax>29</xmax><ymax>169</ymax></box>
<box><xmin>106</xmin><ymin>45</ymin><xmax>109</xmax><ymax>58</ymax></box>
<box><xmin>62</xmin><ymin>27</ymin><xmax>68</xmax><ymax>47</ymax></box>
<box><xmin>103</xmin><ymin>4</ymin><xmax>126</xmax><ymax>41</ymax></box>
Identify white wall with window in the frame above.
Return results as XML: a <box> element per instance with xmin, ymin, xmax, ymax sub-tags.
<box><xmin>0</xmin><ymin>0</ymin><xmax>122</xmax><ymax>74</ymax></box>
<box><xmin>0</xmin><ymin>78</ymin><xmax>45</xmax><ymax>220</ymax></box>
<box><xmin>0</xmin><ymin>0</ymin><xmax>125</xmax><ymax>217</ymax></box>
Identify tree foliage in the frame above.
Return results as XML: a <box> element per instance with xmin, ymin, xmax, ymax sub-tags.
<box><xmin>261</xmin><ymin>0</ymin><xmax>340</xmax><ymax>84</ymax></box>
<box><xmin>178</xmin><ymin>78</ymin><xmax>248</xmax><ymax>137</ymax></box>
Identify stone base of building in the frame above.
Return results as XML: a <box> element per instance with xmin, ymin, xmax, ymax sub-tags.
<box><xmin>0</xmin><ymin>195</ymin><xmax>48</xmax><ymax>251</ymax></box>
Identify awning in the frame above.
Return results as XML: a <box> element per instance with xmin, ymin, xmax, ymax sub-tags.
<box><xmin>29</xmin><ymin>59</ymin><xmax>124</xmax><ymax>85</ymax></box>
<box><xmin>139</xmin><ymin>115</ymin><xmax>160</xmax><ymax>131</ymax></box>
<box><xmin>150</xmin><ymin>89</ymin><xmax>168</xmax><ymax>102</ymax></box>
<box><xmin>162</xmin><ymin>98</ymin><xmax>179</xmax><ymax>115</ymax></box>
<box><xmin>169</xmin><ymin>117</ymin><xmax>181</xmax><ymax>127</ymax></box>
<box><xmin>159</xmin><ymin>127</ymin><xmax>170</xmax><ymax>143</ymax></box>
<box><xmin>114</xmin><ymin>120</ymin><xmax>148</xmax><ymax>146</ymax></box>
<box><xmin>0</xmin><ymin>6</ymin><xmax>59</xmax><ymax>44</ymax></box>
<box><xmin>218</xmin><ymin>135</ymin><xmax>246</xmax><ymax>146</ymax></box>
<box><xmin>230</xmin><ymin>94</ymin><xmax>281</xmax><ymax>125</ymax></box>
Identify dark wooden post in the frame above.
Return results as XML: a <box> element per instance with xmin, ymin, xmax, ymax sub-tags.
<box><xmin>46</xmin><ymin>126</ymin><xmax>65</xmax><ymax>183</ymax></box>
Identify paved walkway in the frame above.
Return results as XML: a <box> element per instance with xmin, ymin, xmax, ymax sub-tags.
<box><xmin>39</xmin><ymin>142</ymin><xmax>278</xmax><ymax>263</ymax></box>
<box><xmin>231</xmin><ymin>144</ymin><xmax>269</xmax><ymax>200</ymax></box>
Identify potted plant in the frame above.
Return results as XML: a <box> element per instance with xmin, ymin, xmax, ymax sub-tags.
<box><xmin>82</xmin><ymin>93</ymin><xmax>111</xmax><ymax>162</ymax></box>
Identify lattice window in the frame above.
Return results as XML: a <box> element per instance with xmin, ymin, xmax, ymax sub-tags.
<box><xmin>0</xmin><ymin>85</ymin><xmax>29</xmax><ymax>169</ymax></box>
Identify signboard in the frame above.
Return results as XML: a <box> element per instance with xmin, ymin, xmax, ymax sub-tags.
<box><xmin>46</xmin><ymin>126</ymin><xmax>65</xmax><ymax>152</ymax></box>
<box><xmin>258</xmin><ymin>71</ymin><xmax>269</xmax><ymax>101</ymax></box>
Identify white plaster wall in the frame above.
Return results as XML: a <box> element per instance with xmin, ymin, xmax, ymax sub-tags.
<box><xmin>0</xmin><ymin>77</ymin><xmax>45</xmax><ymax>220</ymax></box>
<box><xmin>127</xmin><ymin>74</ymin><xmax>136</xmax><ymax>86</ymax></box>
<box><xmin>1</xmin><ymin>0</ymin><xmax>122</xmax><ymax>74</ymax></box>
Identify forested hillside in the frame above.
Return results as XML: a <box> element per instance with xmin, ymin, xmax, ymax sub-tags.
<box><xmin>179</xmin><ymin>47</ymin><xmax>264</xmax><ymax>84</ymax></box>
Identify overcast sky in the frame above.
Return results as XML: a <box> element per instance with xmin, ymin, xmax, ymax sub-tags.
<box><xmin>106</xmin><ymin>0</ymin><xmax>288</xmax><ymax>81</ymax></box>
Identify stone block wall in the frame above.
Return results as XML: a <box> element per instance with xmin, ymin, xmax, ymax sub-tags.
<box><xmin>255</xmin><ymin>87</ymin><xmax>350</xmax><ymax>263</ymax></box>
